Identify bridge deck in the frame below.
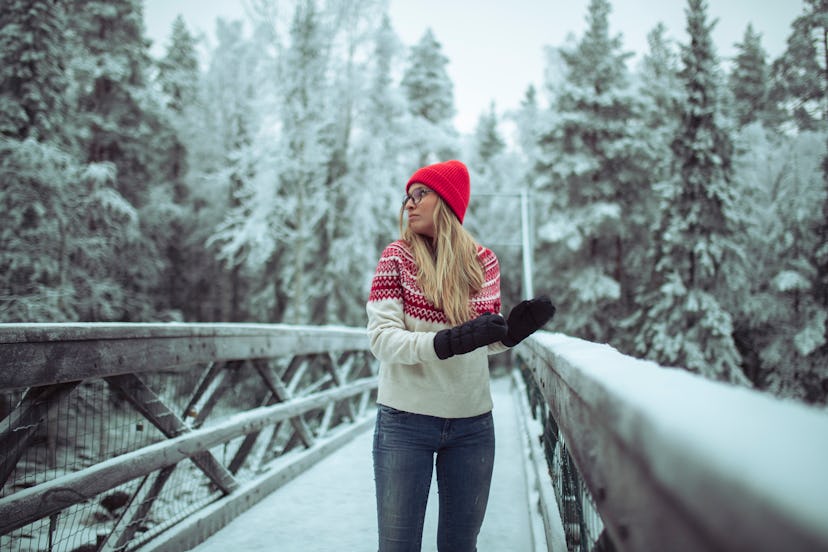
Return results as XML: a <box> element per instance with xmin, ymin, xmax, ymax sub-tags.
<box><xmin>189</xmin><ymin>376</ymin><xmax>539</xmax><ymax>552</ymax></box>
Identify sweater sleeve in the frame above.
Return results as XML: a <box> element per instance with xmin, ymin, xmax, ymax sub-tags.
<box><xmin>366</xmin><ymin>245</ymin><xmax>440</xmax><ymax>365</ymax></box>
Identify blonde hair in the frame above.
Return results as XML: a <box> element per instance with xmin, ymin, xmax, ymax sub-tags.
<box><xmin>399</xmin><ymin>199</ymin><xmax>484</xmax><ymax>325</ymax></box>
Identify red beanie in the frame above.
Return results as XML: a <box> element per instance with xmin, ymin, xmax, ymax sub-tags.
<box><xmin>406</xmin><ymin>160</ymin><xmax>470</xmax><ymax>223</ymax></box>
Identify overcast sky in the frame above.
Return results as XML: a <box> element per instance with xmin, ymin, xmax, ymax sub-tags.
<box><xmin>144</xmin><ymin>0</ymin><xmax>805</xmax><ymax>134</ymax></box>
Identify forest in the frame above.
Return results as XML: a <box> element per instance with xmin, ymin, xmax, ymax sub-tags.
<box><xmin>1</xmin><ymin>0</ymin><xmax>826</xmax><ymax>404</ymax></box>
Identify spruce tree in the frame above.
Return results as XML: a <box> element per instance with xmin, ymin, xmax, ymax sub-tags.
<box><xmin>465</xmin><ymin>103</ymin><xmax>525</xmax><ymax>308</ymax></box>
<box><xmin>727</xmin><ymin>126</ymin><xmax>826</xmax><ymax>399</ymax></box>
<box><xmin>280</xmin><ymin>0</ymin><xmax>334</xmax><ymax>323</ymax></box>
<box><xmin>636</xmin><ymin>23</ymin><xmax>682</xmax><ymax>211</ymax></box>
<box><xmin>349</xmin><ymin>14</ymin><xmax>410</xmax><ymax>252</ymax></box>
<box><xmin>474</xmin><ymin>102</ymin><xmax>506</xmax><ymax>164</ymax></box>
<box><xmin>143</xmin><ymin>15</ymin><xmax>205</xmax><ymax>321</ymax></box>
<box><xmin>633</xmin><ymin>0</ymin><xmax>748</xmax><ymax>384</ymax></box>
<box><xmin>0</xmin><ymin>0</ymin><xmax>72</xmax><ymax>320</ymax></box>
<box><xmin>0</xmin><ymin>140</ymin><xmax>79</xmax><ymax>321</ymax></box>
<box><xmin>638</xmin><ymin>23</ymin><xmax>682</xmax><ymax>131</ymax></box>
<box><xmin>729</xmin><ymin>24</ymin><xmax>770</xmax><ymax>129</ymax></box>
<box><xmin>0</xmin><ymin>0</ymin><xmax>69</xmax><ymax>142</ymax></box>
<box><xmin>769</xmin><ymin>0</ymin><xmax>827</xmax><ymax>130</ymax></box>
<box><xmin>313</xmin><ymin>2</ymin><xmax>379</xmax><ymax>325</ymax></box>
<box><xmin>534</xmin><ymin>0</ymin><xmax>645</xmax><ymax>342</ymax></box>
<box><xmin>68</xmin><ymin>0</ymin><xmax>170</xmax><ymax>207</ymax></box>
<box><xmin>513</xmin><ymin>85</ymin><xmax>543</xmax><ymax>164</ymax></box>
<box><xmin>359</xmin><ymin>13</ymin><xmax>407</xmax><ymax>253</ymax></box>
<box><xmin>71</xmin><ymin>163</ymin><xmax>162</xmax><ymax>321</ymax></box>
<box><xmin>157</xmin><ymin>15</ymin><xmax>200</xmax><ymax>114</ymax></box>
<box><xmin>400</xmin><ymin>28</ymin><xmax>458</xmax><ymax>164</ymax></box>
<box><xmin>367</xmin><ymin>15</ymin><xmax>400</xmax><ymax>130</ymax></box>
<box><xmin>763</xmin><ymin>0</ymin><xmax>828</xmax><ymax>403</ymax></box>
<box><xmin>156</xmin><ymin>14</ymin><xmax>201</xmax><ymax>195</ymax></box>
<box><xmin>401</xmin><ymin>28</ymin><xmax>454</xmax><ymax>124</ymax></box>
<box><xmin>606</xmin><ymin>24</ymin><xmax>685</xmax><ymax>353</ymax></box>
<box><xmin>198</xmin><ymin>19</ymin><xmax>260</xmax><ymax>322</ymax></box>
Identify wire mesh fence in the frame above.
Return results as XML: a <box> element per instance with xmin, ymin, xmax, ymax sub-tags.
<box><xmin>517</xmin><ymin>359</ymin><xmax>615</xmax><ymax>552</ymax></box>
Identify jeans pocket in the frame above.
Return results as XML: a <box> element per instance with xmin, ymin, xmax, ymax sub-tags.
<box><xmin>374</xmin><ymin>405</ymin><xmax>417</xmax><ymax>453</ymax></box>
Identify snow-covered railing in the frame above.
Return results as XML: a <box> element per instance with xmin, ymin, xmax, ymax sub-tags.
<box><xmin>515</xmin><ymin>332</ymin><xmax>828</xmax><ymax>552</ymax></box>
<box><xmin>0</xmin><ymin>323</ymin><xmax>377</xmax><ymax>552</ymax></box>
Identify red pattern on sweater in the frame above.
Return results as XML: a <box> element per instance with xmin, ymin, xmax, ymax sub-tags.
<box><xmin>368</xmin><ymin>240</ymin><xmax>501</xmax><ymax>324</ymax></box>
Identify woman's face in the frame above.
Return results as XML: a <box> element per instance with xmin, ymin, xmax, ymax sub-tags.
<box><xmin>404</xmin><ymin>184</ymin><xmax>437</xmax><ymax>238</ymax></box>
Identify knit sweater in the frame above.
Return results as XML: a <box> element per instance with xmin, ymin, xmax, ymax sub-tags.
<box><xmin>366</xmin><ymin>239</ymin><xmax>508</xmax><ymax>418</ymax></box>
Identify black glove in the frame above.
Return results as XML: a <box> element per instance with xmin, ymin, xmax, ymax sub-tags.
<box><xmin>502</xmin><ymin>296</ymin><xmax>556</xmax><ymax>347</ymax></box>
<box><xmin>434</xmin><ymin>313</ymin><xmax>508</xmax><ymax>360</ymax></box>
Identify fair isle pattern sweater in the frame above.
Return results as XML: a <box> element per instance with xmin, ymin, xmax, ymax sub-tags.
<box><xmin>366</xmin><ymin>240</ymin><xmax>508</xmax><ymax>418</ymax></box>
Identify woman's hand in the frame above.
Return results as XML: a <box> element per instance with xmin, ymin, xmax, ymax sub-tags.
<box><xmin>433</xmin><ymin>313</ymin><xmax>508</xmax><ymax>359</ymax></box>
<box><xmin>502</xmin><ymin>296</ymin><xmax>556</xmax><ymax>347</ymax></box>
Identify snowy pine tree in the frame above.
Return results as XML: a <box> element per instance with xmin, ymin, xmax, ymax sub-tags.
<box><xmin>209</xmin><ymin>0</ymin><xmax>338</xmax><ymax>324</ymax></box>
<box><xmin>0</xmin><ymin>0</ymin><xmax>167</xmax><ymax>323</ymax></box>
<box><xmin>637</xmin><ymin>23</ymin><xmax>683</xmax><ymax>130</ymax></box>
<box><xmin>402</xmin><ymin>28</ymin><xmax>454</xmax><ymax>124</ymax></box>
<box><xmin>0</xmin><ymin>0</ymin><xmax>72</xmax><ymax>321</ymax></box>
<box><xmin>357</xmin><ymin>12</ymin><xmax>408</xmax><ymax>255</ymax></box>
<box><xmin>141</xmin><ymin>15</ymin><xmax>207</xmax><ymax>321</ymax></box>
<box><xmin>279</xmin><ymin>0</ymin><xmax>336</xmax><ymax>323</ymax></box>
<box><xmin>0</xmin><ymin>140</ymin><xmax>79</xmax><ymax>320</ymax></box>
<box><xmin>632</xmin><ymin>0</ymin><xmax>748</xmax><ymax>385</ymax></box>
<box><xmin>153</xmin><ymin>14</ymin><xmax>201</xmax><ymax>195</ymax></box>
<box><xmin>512</xmin><ymin>85</ymin><xmax>544</xmax><ymax>166</ymax></box>
<box><xmin>635</xmin><ymin>24</ymin><xmax>682</xmax><ymax>211</ymax></box>
<box><xmin>155</xmin><ymin>13</ymin><xmax>202</xmax><ymax>192</ymax></box>
<box><xmin>769</xmin><ymin>0</ymin><xmax>827</xmax><ymax>131</ymax></box>
<box><xmin>773</xmin><ymin>4</ymin><xmax>828</xmax><ymax>394</ymax></box>
<box><xmin>71</xmin><ymin>163</ymin><xmax>162</xmax><ymax>321</ymax></box>
<box><xmin>201</xmin><ymin>18</ymin><xmax>263</xmax><ymax>322</ymax></box>
<box><xmin>366</xmin><ymin>14</ymin><xmax>403</xmax><ymax>137</ymax></box>
<box><xmin>729</xmin><ymin>128</ymin><xmax>827</xmax><ymax>399</ymax></box>
<box><xmin>400</xmin><ymin>28</ymin><xmax>458</xmax><ymax>164</ymax></box>
<box><xmin>473</xmin><ymin>102</ymin><xmax>506</xmax><ymax>164</ymax></box>
<box><xmin>729</xmin><ymin>24</ymin><xmax>770</xmax><ymax>129</ymax></box>
<box><xmin>157</xmin><ymin>15</ymin><xmax>200</xmax><ymax>114</ymax></box>
<box><xmin>534</xmin><ymin>0</ymin><xmax>647</xmax><ymax>341</ymax></box>
<box><xmin>464</xmin><ymin>104</ymin><xmax>526</xmax><ymax>308</ymax></box>
<box><xmin>0</xmin><ymin>0</ymin><xmax>69</xmax><ymax>142</ymax></box>
<box><xmin>68</xmin><ymin>0</ymin><xmax>174</xmax><ymax>207</ymax></box>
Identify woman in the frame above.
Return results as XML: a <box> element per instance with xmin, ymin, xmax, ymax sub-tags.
<box><xmin>366</xmin><ymin>159</ymin><xmax>555</xmax><ymax>551</ymax></box>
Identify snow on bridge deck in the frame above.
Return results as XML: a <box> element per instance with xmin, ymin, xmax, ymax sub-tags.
<box><xmin>189</xmin><ymin>376</ymin><xmax>539</xmax><ymax>552</ymax></box>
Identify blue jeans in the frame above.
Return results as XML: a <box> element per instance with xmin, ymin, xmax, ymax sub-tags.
<box><xmin>373</xmin><ymin>404</ymin><xmax>495</xmax><ymax>552</ymax></box>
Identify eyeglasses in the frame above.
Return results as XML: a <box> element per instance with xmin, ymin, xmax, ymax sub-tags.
<box><xmin>402</xmin><ymin>188</ymin><xmax>432</xmax><ymax>207</ymax></box>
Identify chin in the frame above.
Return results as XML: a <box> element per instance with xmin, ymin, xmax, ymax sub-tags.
<box><xmin>408</xmin><ymin>224</ymin><xmax>422</xmax><ymax>233</ymax></box>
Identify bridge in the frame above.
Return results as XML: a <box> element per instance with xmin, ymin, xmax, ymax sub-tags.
<box><xmin>1</xmin><ymin>324</ymin><xmax>827</xmax><ymax>552</ymax></box>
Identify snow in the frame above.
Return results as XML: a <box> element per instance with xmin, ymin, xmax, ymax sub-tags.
<box><xmin>772</xmin><ymin>269</ymin><xmax>811</xmax><ymax>292</ymax></box>
<box><xmin>532</xmin><ymin>331</ymin><xmax>828</xmax><ymax>542</ymax></box>
<box><xmin>189</xmin><ymin>376</ymin><xmax>537</xmax><ymax>551</ymax></box>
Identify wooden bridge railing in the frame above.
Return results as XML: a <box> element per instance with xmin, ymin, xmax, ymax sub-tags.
<box><xmin>515</xmin><ymin>332</ymin><xmax>828</xmax><ymax>552</ymax></box>
<box><xmin>6</xmin><ymin>324</ymin><xmax>827</xmax><ymax>552</ymax></box>
<box><xmin>0</xmin><ymin>323</ymin><xmax>377</xmax><ymax>552</ymax></box>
